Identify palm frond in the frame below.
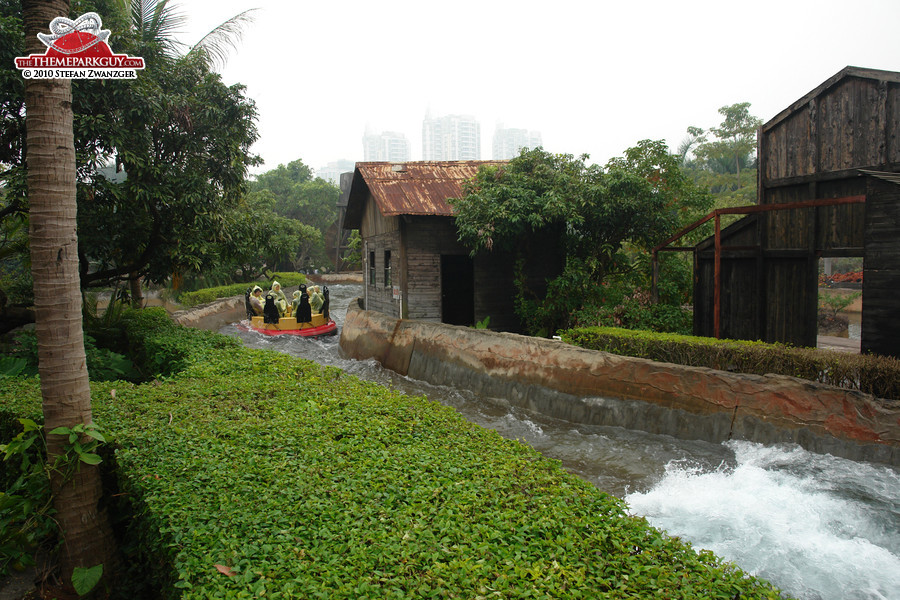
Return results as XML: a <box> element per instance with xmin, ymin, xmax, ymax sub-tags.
<box><xmin>188</xmin><ymin>8</ymin><xmax>258</xmax><ymax>71</ymax></box>
<box><xmin>124</xmin><ymin>0</ymin><xmax>188</xmax><ymax>55</ymax></box>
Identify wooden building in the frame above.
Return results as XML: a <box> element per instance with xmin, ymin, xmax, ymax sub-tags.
<box><xmin>690</xmin><ymin>66</ymin><xmax>900</xmax><ymax>357</ymax></box>
<box><xmin>343</xmin><ymin>161</ymin><xmax>562</xmax><ymax>331</ymax></box>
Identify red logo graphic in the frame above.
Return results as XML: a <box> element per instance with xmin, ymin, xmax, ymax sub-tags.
<box><xmin>15</xmin><ymin>12</ymin><xmax>144</xmax><ymax>78</ymax></box>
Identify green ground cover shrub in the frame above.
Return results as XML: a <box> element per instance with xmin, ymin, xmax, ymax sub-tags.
<box><xmin>0</xmin><ymin>312</ymin><xmax>787</xmax><ymax>599</ymax></box>
<box><xmin>561</xmin><ymin>326</ymin><xmax>900</xmax><ymax>400</ymax></box>
<box><xmin>3</xmin><ymin>330</ymin><xmax>141</xmax><ymax>382</ymax></box>
<box><xmin>177</xmin><ymin>273</ymin><xmax>307</xmax><ymax>308</ymax></box>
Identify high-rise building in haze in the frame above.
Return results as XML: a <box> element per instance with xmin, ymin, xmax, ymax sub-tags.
<box><xmin>422</xmin><ymin>113</ymin><xmax>481</xmax><ymax>160</ymax></box>
<box><xmin>315</xmin><ymin>159</ymin><xmax>356</xmax><ymax>185</ymax></box>
<box><xmin>492</xmin><ymin>125</ymin><xmax>542</xmax><ymax>160</ymax></box>
<box><xmin>362</xmin><ymin>129</ymin><xmax>411</xmax><ymax>162</ymax></box>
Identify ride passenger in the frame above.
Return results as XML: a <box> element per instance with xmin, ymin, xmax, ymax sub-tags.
<box><xmin>309</xmin><ymin>285</ymin><xmax>324</xmax><ymax>314</ymax></box>
<box><xmin>295</xmin><ymin>284</ymin><xmax>312</xmax><ymax>323</ymax></box>
<box><xmin>270</xmin><ymin>281</ymin><xmax>288</xmax><ymax>316</ymax></box>
<box><xmin>263</xmin><ymin>292</ymin><xmax>280</xmax><ymax>324</ymax></box>
<box><xmin>249</xmin><ymin>285</ymin><xmax>264</xmax><ymax>316</ymax></box>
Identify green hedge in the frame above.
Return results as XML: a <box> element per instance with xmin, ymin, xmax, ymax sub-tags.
<box><xmin>0</xmin><ymin>312</ymin><xmax>788</xmax><ymax>599</ymax></box>
<box><xmin>561</xmin><ymin>326</ymin><xmax>900</xmax><ymax>400</ymax></box>
<box><xmin>177</xmin><ymin>273</ymin><xmax>307</xmax><ymax>308</ymax></box>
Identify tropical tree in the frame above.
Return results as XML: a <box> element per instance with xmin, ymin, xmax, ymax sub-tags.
<box><xmin>21</xmin><ymin>0</ymin><xmax>116</xmax><ymax>589</ymax></box>
<box><xmin>452</xmin><ymin>144</ymin><xmax>710</xmax><ymax>335</ymax></box>
<box><xmin>251</xmin><ymin>159</ymin><xmax>341</xmax><ymax>269</ymax></box>
<box><xmin>681</xmin><ymin>102</ymin><xmax>763</xmax><ymax>208</ymax></box>
<box><xmin>221</xmin><ymin>190</ymin><xmax>322</xmax><ymax>280</ymax></box>
<box><xmin>1</xmin><ymin>0</ymin><xmax>263</xmax><ymax>309</ymax></box>
<box><xmin>75</xmin><ymin>51</ymin><xmax>260</xmax><ymax>295</ymax></box>
<box><xmin>124</xmin><ymin>0</ymin><xmax>257</xmax><ymax>70</ymax></box>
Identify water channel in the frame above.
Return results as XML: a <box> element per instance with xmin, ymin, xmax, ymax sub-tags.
<box><xmin>219</xmin><ymin>283</ymin><xmax>900</xmax><ymax>600</ymax></box>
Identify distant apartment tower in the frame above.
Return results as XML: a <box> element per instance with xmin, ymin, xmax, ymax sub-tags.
<box><xmin>422</xmin><ymin>113</ymin><xmax>481</xmax><ymax>160</ymax></box>
<box><xmin>315</xmin><ymin>159</ymin><xmax>356</xmax><ymax>186</ymax></box>
<box><xmin>492</xmin><ymin>125</ymin><xmax>542</xmax><ymax>159</ymax></box>
<box><xmin>362</xmin><ymin>130</ymin><xmax>411</xmax><ymax>162</ymax></box>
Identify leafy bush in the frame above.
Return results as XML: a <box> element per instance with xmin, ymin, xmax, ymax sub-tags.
<box><xmin>177</xmin><ymin>272</ymin><xmax>307</xmax><ymax>307</ymax></box>
<box><xmin>818</xmin><ymin>290</ymin><xmax>861</xmax><ymax>318</ymax></box>
<box><xmin>5</xmin><ymin>330</ymin><xmax>140</xmax><ymax>382</ymax></box>
<box><xmin>0</xmin><ymin>320</ymin><xmax>787</xmax><ymax>599</ymax></box>
<box><xmin>561</xmin><ymin>326</ymin><xmax>900</xmax><ymax>400</ymax></box>
<box><xmin>121</xmin><ymin>307</ymin><xmax>241</xmax><ymax>377</ymax></box>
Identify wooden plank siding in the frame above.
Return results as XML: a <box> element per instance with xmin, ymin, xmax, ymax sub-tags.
<box><xmin>694</xmin><ymin>67</ymin><xmax>900</xmax><ymax>350</ymax></box>
<box><xmin>694</xmin><ymin>216</ymin><xmax>764</xmax><ymax>340</ymax></box>
<box><xmin>403</xmin><ymin>216</ymin><xmax>469</xmax><ymax>321</ymax></box>
<box><xmin>862</xmin><ymin>177</ymin><xmax>900</xmax><ymax>357</ymax></box>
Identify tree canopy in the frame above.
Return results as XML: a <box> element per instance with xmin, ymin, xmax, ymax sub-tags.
<box><xmin>250</xmin><ymin>158</ymin><xmax>340</xmax><ymax>270</ymax></box>
<box><xmin>0</xmin><ymin>0</ymin><xmax>268</xmax><ymax>297</ymax></box>
<box><xmin>452</xmin><ymin>144</ymin><xmax>711</xmax><ymax>335</ymax></box>
<box><xmin>679</xmin><ymin>102</ymin><xmax>763</xmax><ymax>208</ymax></box>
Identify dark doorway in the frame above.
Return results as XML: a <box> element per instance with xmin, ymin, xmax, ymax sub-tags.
<box><xmin>441</xmin><ymin>254</ymin><xmax>474</xmax><ymax>325</ymax></box>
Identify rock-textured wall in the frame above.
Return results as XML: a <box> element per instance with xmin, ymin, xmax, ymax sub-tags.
<box><xmin>171</xmin><ymin>296</ymin><xmax>247</xmax><ymax>332</ymax></box>
<box><xmin>340</xmin><ymin>299</ymin><xmax>900</xmax><ymax>466</ymax></box>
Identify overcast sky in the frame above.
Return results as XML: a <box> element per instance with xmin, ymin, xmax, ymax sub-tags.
<box><xmin>177</xmin><ymin>0</ymin><xmax>900</xmax><ymax>176</ymax></box>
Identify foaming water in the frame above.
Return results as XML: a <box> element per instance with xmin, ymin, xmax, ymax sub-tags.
<box><xmin>626</xmin><ymin>441</ymin><xmax>900</xmax><ymax>600</ymax></box>
<box><xmin>221</xmin><ymin>284</ymin><xmax>900</xmax><ymax>600</ymax></box>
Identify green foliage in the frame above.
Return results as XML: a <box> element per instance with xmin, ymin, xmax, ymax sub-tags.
<box><xmin>0</xmin><ymin>419</ymin><xmax>54</xmax><ymax>577</ymax></box>
<box><xmin>819</xmin><ymin>290</ymin><xmax>861</xmax><ymax>318</ymax></box>
<box><xmin>453</xmin><ymin>145</ymin><xmax>710</xmax><ymax>335</ymax></box>
<box><xmin>0</xmin><ymin>0</ymin><xmax>262</xmax><ymax>293</ymax></box>
<box><xmin>177</xmin><ymin>273</ymin><xmax>307</xmax><ymax>307</ymax></box>
<box><xmin>0</xmin><ymin>357</ymin><xmax>27</xmax><ymax>378</ymax></box>
<box><xmin>220</xmin><ymin>191</ymin><xmax>321</xmax><ymax>280</ymax></box>
<box><xmin>72</xmin><ymin>563</ymin><xmax>104</xmax><ymax>596</ymax></box>
<box><xmin>6</xmin><ymin>330</ymin><xmax>140</xmax><ymax>382</ymax></box>
<box><xmin>120</xmin><ymin>307</ymin><xmax>241</xmax><ymax>377</ymax></box>
<box><xmin>0</xmin><ymin>418</ymin><xmax>109</xmax><ymax>578</ymax></box>
<box><xmin>0</xmin><ymin>320</ymin><xmax>787</xmax><ymax>599</ymax></box>
<box><xmin>680</xmin><ymin>102</ymin><xmax>763</xmax><ymax>215</ymax></box>
<box><xmin>251</xmin><ymin>159</ymin><xmax>340</xmax><ymax>270</ymax></box>
<box><xmin>342</xmin><ymin>229</ymin><xmax>362</xmax><ymax>269</ymax></box>
<box><xmin>473</xmin><ymin>315</ymin><xmax>491</xmax><ymax>329</ymax></box>
<box><xmin>561</xmin><ymin>326</ymin><xmax>900</xmax><ymax>400</ymax></box>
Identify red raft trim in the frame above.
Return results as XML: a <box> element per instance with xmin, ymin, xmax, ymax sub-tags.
<box><xmin>238</xmin><ymin>319</ymin><xmax>338</xmax><ymax>338</ymax></box>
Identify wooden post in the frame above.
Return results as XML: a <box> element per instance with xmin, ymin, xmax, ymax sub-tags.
<box><xmin>650</xmin><ymin>251</ymin><xmax>659</xmax><ymax>304</ymax></box>
<box><xmin>714</xmin><ymin>213</ymin><xmax>722</xmax><ymax>338</ymax></box>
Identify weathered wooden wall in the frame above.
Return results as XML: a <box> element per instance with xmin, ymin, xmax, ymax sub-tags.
<box><xmin>862</xmin><ymin>177</ymin><xmax>900</xmax><ymax>357</ymax></box>
<box><xmin>360</xmin><ymin>192</ymin><xmax>401</xmax><ymax>316</ymax></box>
<box><xmin>695</xmin><ymin>68</ymin><xmax>900</xmax><ymax>349</ymax></box>
<box><xmin>694</xmin><ymin>217</ymin><xmax>763</xmax><ymax>340</ymax></box>
<box><xmin>402</xmin><ymin>216</ymin><xmax>468</xmax><ymax>321</ymax></box>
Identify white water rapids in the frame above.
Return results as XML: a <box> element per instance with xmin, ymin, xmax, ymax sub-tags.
<box><xmin>220</xmin><ymin>283</ymin><xmax>900</xmax><ymax>600</ymax></box>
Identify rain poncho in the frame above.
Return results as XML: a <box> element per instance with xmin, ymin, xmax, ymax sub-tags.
<box><xmin>249</xmin><ymin>285</ymin><xmax>264</xmax><ymax>316</ymax></box>
<box><xmin>270</xmin><ymin>281</ymin><xmax>288</xmax><ymax>316</ymax></box>
<box><xmin>295</xmin><ymin>284</ymin><xmax>312</xmax><ymax>323</ymax></box>
<box><xmin>309</xmin><ymin>286</ymin><xmax>324</xmax><ymax>314</ymax></box>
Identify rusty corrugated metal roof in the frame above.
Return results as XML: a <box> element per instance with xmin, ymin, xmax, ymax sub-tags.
<box><xmin>354</xmin><ymin>160</ymin><xmax>506</xmax><ymax>217</ymax></box>
<box><xmin>859</xmin><ymin>169</ymin><xmax>900</xmax><ymax>186</ymax></box>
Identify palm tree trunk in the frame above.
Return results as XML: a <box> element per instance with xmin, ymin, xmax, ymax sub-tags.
<box><xmin>23</xmin><ymin>0</ymin><xmax>116</xmax><ymax>587</ymax></box>
<box><xmin>129</xmin><ymin>273</ymin><xmax>144</xmax><ymax>308</ymax></box>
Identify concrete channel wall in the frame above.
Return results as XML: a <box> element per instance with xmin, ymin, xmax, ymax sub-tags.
<box><xmin>339</xmin><ymin>299</ymin><xmax>900</xmax><ymax>466</ymax></box>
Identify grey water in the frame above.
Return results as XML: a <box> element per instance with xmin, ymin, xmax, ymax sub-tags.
<box><xmin>220</xmin><ymin>283</ymin><xmax>900</xmax><ymax>600</ymax></box>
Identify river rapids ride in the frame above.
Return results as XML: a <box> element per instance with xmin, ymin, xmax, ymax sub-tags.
<box><xmin>238</xmin><ymin>285</ymin><xmax>337</xmax><ymax>338</ymax></box>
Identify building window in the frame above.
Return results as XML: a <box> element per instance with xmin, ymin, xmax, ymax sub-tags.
<box><xmin>384</xmin><ymin>250</ymin><xmax>392</xmax><ymax>288</ymax></box>
<box><xmin>369</xmin><ymin>251</ymin><xmax>376</xmax><ymax>286</ymax></box>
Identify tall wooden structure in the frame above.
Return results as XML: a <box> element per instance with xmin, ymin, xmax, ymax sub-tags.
<box><xmin>343</xmin><ymin>161</ymin><xmax>562</xmax><ymax>331</ymax></box>
<box><xmin>692</xmin><ymin>67</ymin><xmax>900</xmax><ymax>357</ymax></box>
